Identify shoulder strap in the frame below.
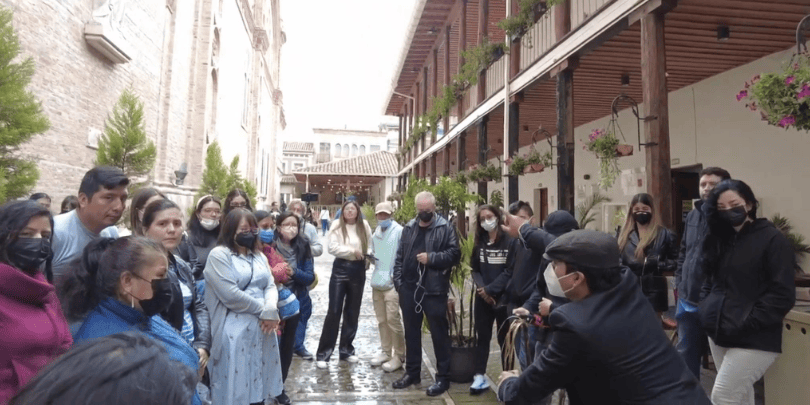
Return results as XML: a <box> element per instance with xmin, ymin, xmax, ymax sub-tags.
<box><xmin>227</xmin><ymin>252</ymin><xmax>254</xmax><ymax>291</ymax></box>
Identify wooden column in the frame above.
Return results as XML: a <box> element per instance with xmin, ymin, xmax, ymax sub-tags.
<box><xmin>443</xmin><ymin>26</ymin><xmax>451</xmax><ymax>134</ymax></box>
<box><xmin>398</xmin><ymin>114</ymin><xmax>403</xmax><ymax>150</ymax></box>
<box><xmin>432</xmin><ymin>49</ymin><xmax>439</xmax><ymax>143</ymax></box>
<box><xmin>430</xmin><ymin>154</ymin><xmax>437</xmax><ymax>185</ymax></box>
<box><xmin>556</xmin><ymin>70</ymin><xmax>575</xmax><ymax>214</ymax></box>
<box><xmin>443</xmin><ymin>146</ymin><xmax>451</xmax><ymax>176</ymax></box>
<box><xmin>642</xmin><ymin>11</ymin><xmax>672</xmax><ymax>227</ymax></box>
<box><xmin>457</xmin><ymin>132</ymin><xmax>468</xmax><ymax>237</ymax></box>
<box><xmin>477</xmin><ymin>117</ymin><xmax>488</xmax><ymax>200</ymax></box>
<box><xmin>509</xmin><ymin>0</ymin><xmax>521</xmax><ymax>79</ymax></box>
<box><xmin>477</xmin><ymin>0</ymin><xmax>488</xmax><ymax>104</ymax></box>
<box><xmin>422</xmin><ymin>67</ymin><xmax>429</xmax><ymax>152</ymax></box>
<box><xmin>507</xmin><ymin>100</ymin><xmax>520</xmax><ymax>204</ymax></box>
<box><xmin>457</xmin><ymin>0</ymin><xmax>467</xmax><ymax>120</ymax></box>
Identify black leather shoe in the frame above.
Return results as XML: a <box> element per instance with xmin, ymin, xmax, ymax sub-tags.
<box><xmin>426</xmin><ymin>380</ymin><xmax>450</xmax><ymax>397</ymax></box>
<box><xmin>294</xmin><ymin>349</ymin><xmax>313</xmax><ymax>360</ymax></box>
<box><xmin>392</xmin><ymin>374</ymin><xmax>421</xmax><ymax>389</ymax></box>
<box><xmin>275</xmin><ymin>390</ymin><xmax>291</xmax><ymax>405</ymax></box>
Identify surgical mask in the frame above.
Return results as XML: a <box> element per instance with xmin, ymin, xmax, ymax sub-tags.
<box><xmin>200</xmin><ymin>218</ymin><xmax>219</xmax><ymax>231</ymax></box>
<box><xmin>259</xmin><ymin>229</ymin><xmax>274</xmax><ymax>243</ymax></box>
<box><xmin>418</xmin><ymin>211</ymin><xmax>434</xmax><ymax>223</ymax></box>
<box><xmin>633</xmin><ymin>212</ymin><xmax>652</xmax><ymax>225</ymax></box>
<box><xmin>544</xmin><ymin>263</ymin><xmax>578</xmax><ymax>298</ymax></box>
<box><xmin>719</xmin><ymin>206</ymin><xmax>748</xmax><ymax>227</ymax></box>
<box><xmin>378</xmin><ymin>219</ymin><xmax>393</xmax><ymax>230</ymax></box>
<box><xmin>235</xmin><ymin>231</ymin><xmax>257</xmax><ymax>248</ymax></box>
<box><xmin>281</xmin><ymin>226</ymin><xmax>298</xmax><ymax>240</ymax></box>
<box><xmin>481</xmin><ymin>218</ymin><xmax>498</xmax><ymax>232</ymax></box>
<box><xmin>8</xmin><ymin>238</ymin><xmax>52</xmax><ymax>274</ymax></box>
<box><xmin>134</xmin><ymin>277</ymin><xmax>174</xmax><ymax>317</ymax></box>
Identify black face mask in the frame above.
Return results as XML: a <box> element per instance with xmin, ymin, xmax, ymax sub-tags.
<box><xmin>633</xmin><ymin>212</ymin><xmax>653</xmax><ymax>226</ymax></box>
<box><xmin>137</xmin><ymin>278</ymin><xmax>174</xmax><ymax>317</ymax></box>
<box><xmin>719</xmin><ymin>206</ymin><xmax>748</xmax><ymax>227</ymax></box>
<box><xmin>8</xmin><ymin>238</ymin><xmax>52</xmax><ymax>274</ymax></box>
<box><xmin>418</xmin><ymin>211</ymin><xmax>434</xmax><ymax>223</ymax></box>
<box><xmin>235</xmin><ymin>231</ymin><xmax>257</xmax><ymax>248</ymax></box>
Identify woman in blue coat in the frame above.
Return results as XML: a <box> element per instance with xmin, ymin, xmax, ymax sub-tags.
<box><xmin>61</xmin><ymin>237</ymin><xmax>202</xmax><ymax>405</ymax></box>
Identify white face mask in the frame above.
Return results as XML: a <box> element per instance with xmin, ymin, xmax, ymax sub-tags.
<box><xmin>481</xmin><ymin>218</ymin><xmax>498</xmax><ymax>232</ymax></box>
<box><xmin>544</xmin><ymin>262</ymin><xmax>578</xmax><ymax>298</ymax></box>
<box><xmin>200</xmin><ymin>218</ymin><xmax>219</xmax><ymax>231</ymax></box>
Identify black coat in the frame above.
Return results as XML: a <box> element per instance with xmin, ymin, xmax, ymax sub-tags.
<box><xmin>517</xmin><ymin>224</ymin><xmax>567</xmax><ymax>315</ymax></box>
<box><xmin>698</xmin><ymin>219</ymin><xmax>795</xmax><ymax>353</ymax></box>
<box><xmin>177</xmin><ymin>227</ymin><xmax>219</xmax><ymax>280</ymax></box>
<box><xmin>499</xmin><ymin>268</ymin><xmax>710</xmax><ymax>405</ymax></box>
<box><xmin>161</xmin><ymin>254</ymin><xmax>212</xmax><ymax>353</ymax></box>
<box><xmin>676</xmin><ymin>201</ymin><xmax>709</xmax><ymax>306</ymax></box>
<box><xmin>393</xmin><ymin>215</ymin><xmax>460</xmax><ymax>295</ymax></box>
<box><xmin>620</xmin><ymin>227</ymin><xmax>678</xmax><ymax>312</ymax></box>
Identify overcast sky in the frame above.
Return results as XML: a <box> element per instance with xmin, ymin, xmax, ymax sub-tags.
<box><xmin>279</xmin><ymin>0</ymin><xmax>417</xmax><ymax>137</ymax></box>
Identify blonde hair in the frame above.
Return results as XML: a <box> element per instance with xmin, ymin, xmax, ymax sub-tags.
<box><xmin>617</xmin><ymin>193</ymin><xmax>662</xmax><ymax>261</ymax></box>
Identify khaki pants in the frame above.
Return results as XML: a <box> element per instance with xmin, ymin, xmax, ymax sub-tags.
<box><xmin>372</xmin><ymin>288</ymin><xmax>406</xmax><ymax>359</ymax></box>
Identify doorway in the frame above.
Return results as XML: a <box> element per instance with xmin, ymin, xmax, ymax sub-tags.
<box><xmin>671</xmin><ymin>165</ymin><xmax>701</xmax><ymax>243</ymax></box>
<box><xmin>534</xmin><ymin>188</ymin><xmax>549</xmax><ymax>227</ymax></box>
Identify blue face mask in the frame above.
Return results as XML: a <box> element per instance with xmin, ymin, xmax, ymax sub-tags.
<box><xmin>378</xmin><ymin>219</ymin><xmax>392</xmax><ymax>229</ymax></box>
<box><xmin>259</xmin><ymin>229</ymin><xmax>274</xmax><ymax>243</ymax></box>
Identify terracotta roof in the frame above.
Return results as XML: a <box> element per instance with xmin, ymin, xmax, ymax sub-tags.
<box><xmin>294</xmin><ymin>151</ymin><xmax>398</xmax><ymax>176</ymax></box>
<box><xmin>282</xmin><ymin>142</ymin><xmax>314</xmax><ymax>152</ymax></box>
<box><xmin>280</xmin><ymin>174</ymin><xmax>298</xmax><ymax>184</ymax></box>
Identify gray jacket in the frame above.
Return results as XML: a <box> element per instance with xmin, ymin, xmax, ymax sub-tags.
<box><xmin>675</xmin><ymin>201</ymin><xmax>708</xmax><ymax>306</ymax></box>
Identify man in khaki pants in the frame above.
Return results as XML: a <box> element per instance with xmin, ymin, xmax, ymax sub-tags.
<box><xmin>370</xmin><ymin>202</ymin><xmax>406</xmax><ymax>372</ymax></box>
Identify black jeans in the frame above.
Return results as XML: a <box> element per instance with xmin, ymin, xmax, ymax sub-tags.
<box><xmin>279</xmin><ymin>312</ymin><xmax>301</xmax><ymax>382</ymax></box>
<box><xmin>399</xmin><ymin>284</ymin><xmax>451</xmax><ymax>382</ymax></box>
<box><xmin>316</xmin><ymin>258</ymin><xmax>365</xmax><ymax>361</ymax></box>
<box><xmin>473</xmin><ymin>295</ymin><xmax>509</xmax><ymax>374</ymax></box>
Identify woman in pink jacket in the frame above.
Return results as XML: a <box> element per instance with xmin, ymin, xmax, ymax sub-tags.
<box><xmin>0</xmin><ymin>200</ymin><xmax>72</xmax><ymax>402</ymax></box>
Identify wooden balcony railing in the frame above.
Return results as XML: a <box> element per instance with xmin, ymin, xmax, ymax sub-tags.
<box><xmin>486</xmin><ymin>56</ymin><xmax>507</xmax><ymax>99</ymax></box>
<box><xmin>519</xmin><ymin>13</ymin><xmax>556</xmax><ymax>71</ymax></box>
<box><xmin>571</xmin><ymin>0</ymin><xmax>611</xmax><ymax>30</ymax></box>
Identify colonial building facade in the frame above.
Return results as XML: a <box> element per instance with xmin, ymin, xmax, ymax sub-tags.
<box><xmin>11</xmin><ymin>0</ymin><xmax>284</xmax><ymax>210</ymax></box>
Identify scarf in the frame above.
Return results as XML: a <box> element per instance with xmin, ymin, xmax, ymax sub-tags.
<box><xmin>274</xmin><ymin>240</ymin><xmax>298</xmax><ymax>287</ymax></box>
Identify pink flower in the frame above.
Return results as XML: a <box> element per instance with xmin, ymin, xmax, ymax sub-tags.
<box><xmin>751</xmin><ymin>74</ymin><xmax>761</xmax><ymax>84</ymax></box>
<box><xmin>748</xmin><ymin>101</ymin><xmax>757</xmax><ymax>111</ymax></box>
<box><xmin>786</xmin><ymin>76</ymin><xmax>795</xmax><ymax>86</ymax></box>
<box><xmin>736</xmin><ymin>90</ymin><xmax>748</xmax><ymax>101</ymax></box>
<box><xmin>778</xmin><ymin>115</ymin><xmax>796</xmax><ymax>128</ymax></box>
<box><xmin>797</xmin><ymin>84</ymin><xmax>810</xmax><ymax>100</ymax></box>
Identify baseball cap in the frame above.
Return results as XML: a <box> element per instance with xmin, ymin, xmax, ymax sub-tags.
<box><xmin>543</xmin><ymin>229</ymin><xmax>621</xmax><ymax>269</ymax></box>
<box><xmin>375</xmin><ymin>202</ymin><xmax>394</xmax><ymax>214</ymax></box>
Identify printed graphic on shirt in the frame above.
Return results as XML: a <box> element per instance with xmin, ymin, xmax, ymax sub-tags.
<box><xmin>480</xmin><ymin>247</ymin><xmax>509</xmax><ymax>265</ymax></box>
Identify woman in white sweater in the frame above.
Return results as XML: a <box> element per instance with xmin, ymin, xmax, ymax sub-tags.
<box><xmin>315</xmin><ymin>201</ymin><xmax>372</xmax><ymax>369</ymax></box>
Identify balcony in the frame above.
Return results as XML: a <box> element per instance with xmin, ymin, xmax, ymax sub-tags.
<box><xmin>316</xmin><ymin>153</ymin><xmax>331</xmax><ymax>163</ymax></box>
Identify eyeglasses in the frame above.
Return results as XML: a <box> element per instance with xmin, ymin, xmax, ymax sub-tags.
<box><xmin>231</xmin><ymin>203</ymin><xmax>247</xmax><ymax>208</ymax></box>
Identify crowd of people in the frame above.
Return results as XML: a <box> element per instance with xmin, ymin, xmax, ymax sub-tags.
<box><xmin>0</xmin><ymin>164</ymin><xmax>798</xmax><ymax>405</ymax></box>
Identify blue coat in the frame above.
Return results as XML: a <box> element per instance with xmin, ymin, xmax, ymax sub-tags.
<box><xmin>74</xmin><ymin>298</ymin><xmax>202</xmax><ymax>405</ymax></box>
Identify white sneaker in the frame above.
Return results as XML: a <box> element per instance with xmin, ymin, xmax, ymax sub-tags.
<box><xmin>344</xmin><ymin>355</ymin><xmax>360</xmax><ymax>363</ymax></box>
<box><xmin>316</xmin><ymin>360</ymin><xmax>328</xmax><ymax>369</ymax></box>
<box><xmin>470</xmin><ymin>373</ymin><xmax>489</xmax><ymax>395</ymax></box>
<box><xmin>370</xmin><ymin>353</ymin><xmax>390</xmax><ymax>366</ymax></box>
<box><xmin>382</xmin><ymin>357</ymin><xmax>403</xmax><ymax>372</ymax></box>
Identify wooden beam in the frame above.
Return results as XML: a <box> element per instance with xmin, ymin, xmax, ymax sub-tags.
<box><xmin>508</xmin><ymin>100</ymin><xmax>519</xmax><ymax>204</ymax></box>
<box><xmin>457</xmin><ymin>0</ymin><xmax>467</xmax><ymax>120</ymax></box>
<box><xmin>430</xmin><ymin>154</ymin><xmax>437</xmax><ymax>185</ymax></box>
<box><xmin>509</xmin><ymin>0</ymin><xmax>521</xmax><ymax>79</ymax></box>
<box><xmin>556</xmin><ymin>69</ymin><xmax>575</xmax><ymax>214</ymax></box>
<box><xmin>477</xmin><ymin>0</ymin><xmax>488</xmax><ymax>104</ymax></box>
<box><xmin>641</xmin><ymin>10</ymin><xmax>673</xmax><ymax>228</ymax></box>
<box><xmin>444</xmin><ymin>25</ymin><xmax>451</xmax><ymax>134</ymax></box>
<box><xmin>432</xmin><ymin>48</ymin><xmax>439</xmax><ymax>143</ymax></box>
<box><xmin>444</xmin><ymin>146</ymin><xmax>451</xmax><ymax>176</ymax></box>
<box><xmin>477</xmin><ymin>116</ymin><xmax>488</xmax><ymax>200</ymax></box>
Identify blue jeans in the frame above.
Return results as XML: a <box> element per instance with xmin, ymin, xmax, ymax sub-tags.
<box><xmin>675</xmin><ymin>300</ymin><xmax>707</xmax><ymax>379</ymax></box>
<box><xmin>321</xmin><ymin>219</ymin><xmax>329</xmax><ymax>235</ymax></box>
<box><xmin>294</xmin><ymin>291</ymin><xmax>313</xmax><ymax>352</ymax></box>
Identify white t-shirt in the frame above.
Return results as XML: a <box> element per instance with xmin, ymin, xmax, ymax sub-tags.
<box><xmin>51</xmin><ymin>210</ymin><xmax>119</xmax><ymax>279</ymax></box>
<box><xmin>320</xmin><ymin>209</ymin><xmax>330</xmax><ymax>220</ymax></box>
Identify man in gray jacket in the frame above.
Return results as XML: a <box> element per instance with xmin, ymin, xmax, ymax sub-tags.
<box><xmin>675</xmin><ymin>166</ymin><xmax>730</xmax><ymax>378</ymax></box>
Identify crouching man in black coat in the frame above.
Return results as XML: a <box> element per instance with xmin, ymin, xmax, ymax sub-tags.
<box><xmin>496</xmin><ymin>222</ymin><xmax>710</xmax><ymax>405</ymax></box>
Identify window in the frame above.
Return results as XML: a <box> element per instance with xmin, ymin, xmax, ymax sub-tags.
<box><xmin>335</xmin><ymin>144</ymin><xmax>341</xmax><ymax>156</ymax></box>
<box><xmin>352</xmin><ymin>144</ymin><xmax>358</xmax><ymax>156</ymax></box>
<box><xmin>343</xmin><ymin>144</ymin><xmax>349</xmax><ymax>157</ymax></box>
<box><xmin>320</xmin><ymin>142</ymin><xmax>330</xmax><ymax>153</ymax></box>
<box><xmin>359</xmin><ymin>145</ymin><xmax>366</xmax><ymax>155</ymax></box>
<box><xmin>370</xmin><ymin>145</ymin><xmax>380</xmax><ymax>152</ymax></box>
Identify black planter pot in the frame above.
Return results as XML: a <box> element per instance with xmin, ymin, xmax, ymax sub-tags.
<box><xmin>448</xmin><ymin>346</ymin><xmax>477</xmax><ymax>383</ymax></box>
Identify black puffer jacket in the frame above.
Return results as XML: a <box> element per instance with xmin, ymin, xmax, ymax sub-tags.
<box><xmin>161</xmin><ymin>254</ymin><xmax>212</xmax><ymax>352</ymax></box>
<box><xmin>698</xmin><ymin>219</ymin><xmax>795</xmax><ymax>353</ymax></box>
<box><xmin>620</xmin><ymin>227</ymin><xmax>678</xmax><ymax>312</ymax></box>
<box><xmin>394</xmin><ymin>214</ymin><xmax>460</xmax><ymax>295</ymax></box>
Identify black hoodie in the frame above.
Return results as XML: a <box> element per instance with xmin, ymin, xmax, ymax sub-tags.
<box><xmin>472</xmin><ymin>233</ymin><xmax>517</xmax><ymax>298</ymax></box>
<box><xmin>698</xmin><ymin>218</ymin><xmax>795</xmax><ymax>353</ymax></box>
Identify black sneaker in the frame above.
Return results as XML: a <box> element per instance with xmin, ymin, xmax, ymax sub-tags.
<box><xmin>294</xmin><ymin>349</ymin><xmax>313</xmax><ymax>360</ymax></box>
<box><xmin>275</xmin><ymin>390</ymin><xmax>291</xmax><ymax>405</ymax></box>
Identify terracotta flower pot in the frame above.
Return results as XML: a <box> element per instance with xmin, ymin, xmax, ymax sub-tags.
<box><xmin>523</xmin><ymin>164</ymin><xmax>545</xmax><ymax>174</ymax></box>
<box><xmin>615</xmin><ymin>144</ymin><xmax>633</xmax><ymax>157</ymax></box>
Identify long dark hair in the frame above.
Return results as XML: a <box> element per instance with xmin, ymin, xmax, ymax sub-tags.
<box><xmin>10</xmin><ymin>332</ymin><xmax>196</xmax><ymax>405</ymax></box>
<box><xmin>29</xmin><ymin>192</ymin><xmax>51</xmax><ymax>202</ymax></box>
<box><xmin>218</xmin><ymin>208</ymin><xmax>260</xmax><ymax>253</ymax></box>
<box><xmin>474</xmin><ymin>204</ymin><xmax>504</xmax><ymax>247</ymax></box>
<box><xmin>59</xmin><ymin>237</ymin><xmax>167</xmax><ymax>321</ymax></box>
<box><xmin>223</xmin><ymin>189</ymin><xmax>253</xmax><ymax>217</ymax></box>
<box><xmin>0</xmin><ymin>200</ymin><xmax>55</xmax><ymax>281</ymax></box>
<box><xmin>60</xmin><ymin>196</ymin><xmax>79</xmax><ymax>214</ymax></box>
<box><xmin>702</xmin><ymin>179</ymin><xmax>759</xmax><ymax>276</ymax></box>
<box><xmin>273</xmin><ymin>211</ymin><xmax>313</xmax><ymax>264</ymax></box>
<box><xmin>617</xmin><ymin>193</ymin><xmax>664</xmax><ymax>260</ymax></box>
<box><xmin>130</xmin><ymin>188</ymin><xmax>166</xmax><ymax>235</ymax></box>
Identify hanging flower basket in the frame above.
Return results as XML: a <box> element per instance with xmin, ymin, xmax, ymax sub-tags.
<box><xmin>582</xmin><ymin>128</ymin><xmax>621</xmax><ymax>189</ymax></box>
<box><xmin>737</xmin><ymin>52</ymin><xmax>810</xmax><ymax>132</ymax></box>
<box><xmin>468</xmin><ymin>163</ymin><xmax>502</xmax><ymax>183</ymax></box>
<box><xmin>523</xmin><ymin>163</ymin><xmax>545</xmax><ymax>174</ymax></box>
<box><xmin>615</xmin><ymin>144</ymin><xmax>633</xmax><ymax>157</ymax></box>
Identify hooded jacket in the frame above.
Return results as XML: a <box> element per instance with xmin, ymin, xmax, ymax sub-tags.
<box><xmin>676</xmin><ymin>200</ymin><xmax>708</xmax><ymax>306</ymax></box>
<box><xmin>499</xmin><ymin>267</ymin><xmax>710</xmax><ymax>405</ymax></box>
<box><xmin>472</xmin><ymin>233</ymin><xmax>517</xmax><ymax>298</ymax></box>
<box><xmin>371</xmin><ymin>221</ymin><xmax>403</xmax><ymax>291</ymax></box>
<box><xmin>393</xmin><ymin>214</ymin><xmax>460</xmax><ymax>295</ymax></box>
<box><xmin>519</xmin><ymin>211</ymin><xmax>578</xmax><ymax>313</ymax></box>
<box><xmin>698</xmin><ymin>219</ymin><xmax>795</xmax><ymax>353</ymax></box>
<box><xmin>0</xmin><ymin>263</ymin><xmax>72</xmax><ymax>403</ymax></box>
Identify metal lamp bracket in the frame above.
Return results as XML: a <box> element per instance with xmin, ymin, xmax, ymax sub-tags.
<box><xmin>797</xmin><ymin>14</ymin><xmax>810</xmax><ymax>54</ymax></box>
<box><xmin>610</xmin><ymin>94</ymin><xmax>658</xmax><ymax>149</ymax></box>
<box><xmin>530</xmin><ymin>128</ymin><xmax>559</xmax><ymax>167</ymax></box>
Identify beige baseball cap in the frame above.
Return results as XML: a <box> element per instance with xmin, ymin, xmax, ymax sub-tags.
<box><xmin>375</xmin><ymin>202</ymin><xmax>394</xmax><ymax>214</ymax></box>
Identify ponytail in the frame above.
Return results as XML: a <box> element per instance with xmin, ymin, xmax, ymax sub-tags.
<box><xmin>59</xmin><ymin>238</ymin><xmax>116</xmax><ymax>321</ymax></box>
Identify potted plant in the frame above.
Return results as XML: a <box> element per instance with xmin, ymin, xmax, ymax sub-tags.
<box><xmin>771</xmin><ymin>214</ymin><xmax>810</xmax><ymax>287</ymax></box>
<box><xmin>738</xmin><ymin>53</ymin><xmax>810</xmax><ymax>132</ymax></box>
<box><xmin>447</xmin><ymin>232</ymin><xmax>477</xmax><ymax>383</ymax></box>
<box><xmin>506</xmin><ymin>154</ymin><xmax>529</xmax><ymax>176</ymax></box>
<box><xmin>524</xmin><ymin>147</ymin><xmax>553</xmax><ymax>174</ymax></box>
<box><xmin>469</xmin><ymin>162</ymin><xmax>501</xmax><ymax>182</ymax></box>
<box><xmin>582</xmin><ymin>128</ymin><xmax>630</xmax><ymax>189</ymax></box>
